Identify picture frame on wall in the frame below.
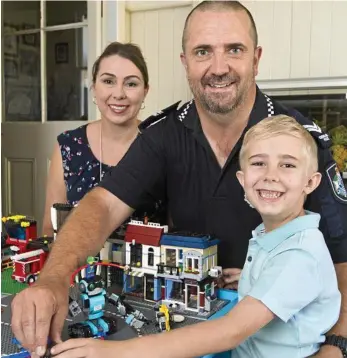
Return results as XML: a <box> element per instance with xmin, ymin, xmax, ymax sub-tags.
<box><xmin>4</xmin><ymin>58</ymin><xmax>18</xmax><ymax>79</ymax></box>
<box><xmin>55</xmin><ymin>42</ymin><xmax>69</xmax><ymax>64</ymax></box>
<box><xmin>4</xmin><ymin>24</ymin><xmax>18</xmax><ymax>57</ymax></box>
<box><xmin>22</xmin><ymin>23</ymin><xmax>38</xmax><ymax>47</ymax></box>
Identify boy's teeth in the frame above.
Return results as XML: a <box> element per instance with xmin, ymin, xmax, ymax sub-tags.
<box><xmin>259</xmin><ymin>190</ymin><xmax>282</xmax><ymax>199</ymax></box>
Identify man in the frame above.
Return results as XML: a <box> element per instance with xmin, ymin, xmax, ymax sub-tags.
<box><xmin>11</xmin><ymin>2</ymin><xmax>347</xmax><ymax>357</ymax></box>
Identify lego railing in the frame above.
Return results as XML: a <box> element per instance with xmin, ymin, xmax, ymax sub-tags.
<box><xmin>156</xmin><ymin>263</ymin><xmax>181</xmax><ymax>276</ymax></box>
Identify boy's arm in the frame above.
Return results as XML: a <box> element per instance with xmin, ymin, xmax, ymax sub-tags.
<box><xmin>118</xmin><ymin>296</ymin><xmax>274</xmax><ymax>358</ymax></box>
<box><xmin>52</xmin><ymin>296</ymin><xmax>274</xmax><ymax>358</ymax></box>
<box><xmin>53</xmin><ymin>247</ymin><xmax>328</xmax><ymax>358</ymax></box>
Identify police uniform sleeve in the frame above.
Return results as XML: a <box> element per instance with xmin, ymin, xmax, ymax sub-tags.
<box><xmin>100</xmin><ymin>131</ymin><xmax>165</xmax><ymax>209</ymax></box>
<box><xmin>289</xmin><ymin>110</ymin><xmax>347</xmax><ymax>263</ymax></box>
<box><xmin>98</xmin><ymin>103</ymin><xmax>179</xmax><ymax>210</ymax></box>
<box><xmin>306</xmin><ymin>145</ymin><xmax>347</xmax><ymax>263</ymax></box>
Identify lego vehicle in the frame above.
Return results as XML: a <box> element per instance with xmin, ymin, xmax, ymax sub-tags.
<box><xmin>1</xmin><ymin>232</ymin><xmax>13</xmax><ymax>271</ymax></box>
<box><xmin>154</xmin><ymin>303</ymin><xmax>172</xmax><ymax>332</ymax></box>
<box><xmin>68</xmin><ymin>275</ymin><xmax>118</xmax><ymax>338</ymax></box>
<box><xmin>10</xmin><ymin>237</ymin><xmax>53</xmax><ymax>284</ymax></box>
<box><xmin>2</xmin><ymin>215</ymin><xmax>37</xmax><ymax>254</ymax></box>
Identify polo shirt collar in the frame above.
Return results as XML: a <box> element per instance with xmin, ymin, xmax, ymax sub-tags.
<box><xmin>252</xmin><ymin>211</ymin><xmax>321</xmax><ymax>252</ymax></box>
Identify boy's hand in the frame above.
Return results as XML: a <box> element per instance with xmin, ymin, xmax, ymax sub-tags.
<box><xmin>218</xmin><ymin>268</ymin><xmax>242</xmax><ymax>290</ymax></box>
<box><xmin>50</xmin><ymin>338</ymin><xmax>118</xmax><ymax>358</ymax></box>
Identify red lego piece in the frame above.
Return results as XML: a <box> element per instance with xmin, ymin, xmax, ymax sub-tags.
<box><xmin>125</xmin><ymin>223</ymin><xmax>164</xmax><ymax>247</ymax></box>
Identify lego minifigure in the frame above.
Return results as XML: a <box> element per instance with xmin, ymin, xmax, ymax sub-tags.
<box><xmin>108</xmin><ymin>292</ymin><xmax>150</xmax><ymax>329</ymax></box>
<box><xmin>68</xmin><ymin>275</ymin><xmax>117</xmax><ymax>338</ymax></box>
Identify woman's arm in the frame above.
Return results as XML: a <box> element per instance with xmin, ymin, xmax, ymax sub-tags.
<box><xmin>42</xmin><ymin>142</ymin><xmax>67</xmax><ymax>236</ymax></box>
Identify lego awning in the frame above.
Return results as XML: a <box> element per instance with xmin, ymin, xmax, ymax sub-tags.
<box><xmin>126</xmin><ymin>271</ymin><xmax>144</xmax><ymax>277</ymax></box>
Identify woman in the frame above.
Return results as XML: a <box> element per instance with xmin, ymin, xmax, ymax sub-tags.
<box><xmin>43</xmin><ymin>42</ymin><xmax>162</xmax><ymax>236</ymax></box>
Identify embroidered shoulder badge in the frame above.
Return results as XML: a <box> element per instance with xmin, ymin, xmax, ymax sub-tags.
<box><xmin>326</xmin><ymin>163</ymin><xmax>347</xmax><ymax>204</ymax></box>
<box><xmin>139</xmin><ymin>101</ymin><xmax>181</xmax><ymax>131</ymax></box>
<box><xmin>302</xmin><ymin>122</ymin><xmax>331</xmax><ymax>148</ymax></box>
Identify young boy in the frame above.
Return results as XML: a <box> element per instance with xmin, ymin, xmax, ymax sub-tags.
<box><xmin>50</xmin><ymin>115</ymin><xmax>341</xmax><ymax>358</ymax></box>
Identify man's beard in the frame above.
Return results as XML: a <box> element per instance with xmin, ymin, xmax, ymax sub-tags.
<box><xmin>188</xmin><ymin>72</ymin><xmax>253</xmax><ymax>115</ymax></box>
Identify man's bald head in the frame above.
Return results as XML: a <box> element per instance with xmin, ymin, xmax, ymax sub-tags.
<box><xmin>182</xmin><ymin>1</ymin><xmax>258</xmax><ymax>52</ymax></box>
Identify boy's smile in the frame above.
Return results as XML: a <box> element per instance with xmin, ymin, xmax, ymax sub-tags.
<box><xmin>237</xmin><ymin>134</ymin><xmax>321</xmax><ymax>231</ymax></box>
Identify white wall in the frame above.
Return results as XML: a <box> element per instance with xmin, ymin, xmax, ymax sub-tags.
<box><xmin>243</xmin><ymin>1</ymin><xmax>347</xmax><ymax>81</ymax></box>
<box><xmin>127</xmin><ymin>2</ymin><xmax>193</xmax><ymax>120</ymax></box>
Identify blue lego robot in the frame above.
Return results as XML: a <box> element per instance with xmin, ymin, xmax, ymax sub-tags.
<box><xmin>68</xmin><ymin>274</ymin><xmax>117</xmax><ymax>338</ymax></box>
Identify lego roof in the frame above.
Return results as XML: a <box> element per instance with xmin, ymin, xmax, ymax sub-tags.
<box><xmin>125</xmin><ymin>224</ymin><xmax>163</xmax><ymax>246</ymax></box>
<box><xmin>160</xmin><ymin>233</ymin><xmax>220</xmax><ymax>249</ymax></box>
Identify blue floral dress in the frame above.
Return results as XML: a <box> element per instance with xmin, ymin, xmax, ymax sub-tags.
<box><xmin>58</xmin><ymin>124</ymin><xmax>110</xmax><ymax>206</ymax></box>
<box><xmin>57</xmin><ymin>124</ymin><xmax>166</xmax><ymax>223</ymax></box>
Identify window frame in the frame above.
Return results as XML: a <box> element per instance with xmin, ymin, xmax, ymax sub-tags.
<box><xmin>1</xmin><ymin>0</ymin><xmax>102</xmax><ymax>123</ymax></box>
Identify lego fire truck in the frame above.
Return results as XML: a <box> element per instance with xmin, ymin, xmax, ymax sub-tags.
<box><xmin>2</xmin><ymin>215</ymin><xmax>53</xmax><ymax>284</ymax></box>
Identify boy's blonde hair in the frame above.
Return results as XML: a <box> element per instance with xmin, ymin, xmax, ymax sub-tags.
<box><xmin>239</xmin><ymin>115</ymin><xmax>319</xmax><ymax>172</ymax></box>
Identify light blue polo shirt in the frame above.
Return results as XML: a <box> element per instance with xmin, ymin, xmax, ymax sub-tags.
<box><xmin>233</xmin><ymin>211</ymin><xmax>341</xmax><ymax>358</ymax></box>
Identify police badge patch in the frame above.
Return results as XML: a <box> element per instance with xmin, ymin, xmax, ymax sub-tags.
<box><xmin>326</xmin><ymin>163</ymin><xmax>347</xmax><ymax>204</ymax></box>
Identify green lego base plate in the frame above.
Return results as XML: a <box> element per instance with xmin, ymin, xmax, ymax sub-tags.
<box><xmin>1</xmin><ymin>268</ymin><xmax>28</xmax><ymax>295</ymax></box>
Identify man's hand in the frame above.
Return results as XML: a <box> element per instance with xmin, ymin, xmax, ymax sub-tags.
<box><xmin>11</xmin><ymin>279</ymin><xmax>70</xmax><ymax>356</ymax></box>
<box><xmin>218</xmin><ymin>268</ymin><xmax>242</xmax><ymax>290</ymax></box>
<box><xmin>311</xmin><ymin>345</ymin><xmax>343</xmax><ymax>357</ymax></box>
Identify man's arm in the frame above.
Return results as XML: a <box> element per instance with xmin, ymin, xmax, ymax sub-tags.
<box><xmin>39</xmin><ymin>187</ymin><xmax>134</xmax><ymax>283</ymax></box>
<box><xmin>11</xmin><ymin>188</ymin><xmax>133</xmax><ymax>354</ymax></box>
<box><xmin>316</xmin><ymin>263</ymin><xmax>347</xmax><ymax>357</ymax></box>
<box><xmin>333</xmin><ymin>264</ymin><xmax>347</xmax><ymax>336</ymax></box>
<box><xmin>305</xmin><ymin>144</ymin><xmax>347</xmax><ymax>356</ymax></box>
<box><xmin>11</xmin><ymin>111</ymin><xmax>169</xmax><ymax>355</ymax></box>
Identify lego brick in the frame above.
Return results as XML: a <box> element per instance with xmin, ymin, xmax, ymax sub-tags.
<box><xmin>125</xmin><ymin>225</ymin><xmax>163</xmax><ymax>246</ymax></box>
<box><xmin>160</xmin><ymin>234</ymin><xmax>220</xmax><ymax>249</ymax></box>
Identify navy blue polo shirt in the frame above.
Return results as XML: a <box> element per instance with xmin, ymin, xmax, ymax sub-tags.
<box><xmin>99</xmin><ymin>87</ymin><xmax>347</xmax><ymax>268</ymax></box>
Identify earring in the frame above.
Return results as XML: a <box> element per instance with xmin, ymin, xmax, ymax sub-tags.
<box><xmin>92</xmin><ymin>97</ymin><xmax>97</xmax><ymax>105</ymax></box>
<box><xmin>140</xmin><ymin>101</ymin><xmax>145</xmax><ymax>110</ymax></box>
<box><xmin>244</xmin><ymin>193</ymin><xmax>254</xmax><ymax>208</ymax></box>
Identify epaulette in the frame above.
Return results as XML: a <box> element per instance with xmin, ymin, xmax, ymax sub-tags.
<box><xmin>286</xmin><ymin>108</ymin><xmax>332</xmax><ymax>149</ymax></box>
<box><xmin>139</xmin><ymin>101</ymin><xmax>181</xmax><ymax>131</ymax></box>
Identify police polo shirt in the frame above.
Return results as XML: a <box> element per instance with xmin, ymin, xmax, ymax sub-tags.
<box><xmin>99</xmin><ymin>86</ymin><xmax>347</xmax><ymax>269</ymax></box>
<box><xmin>234</xmin><ymin>211</ymin><xmax>341</xmax><ymax>358</ymax></box>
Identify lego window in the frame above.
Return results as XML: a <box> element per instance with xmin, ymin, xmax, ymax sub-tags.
<box><xmin>166</xmin><ymin>249</ymin><xmax>176</xmax><ymax>267</ymax></box>
<box><xmin>178</xmin><ymin>249</ymin><xmax>183</xmax><ymax>260</ymax></box>
<box><xmin>186</xmin><ymin>257</ymin><xmax>192</xmax><ymax>271</ymax></box>
<box><xmin>269</xmin><ymin>89</ymin><xmax>347</xmax><ymax>175</ymax></box>
<box><xmin>7</xmin><ymin>226</ymin><xmax>26</xmax><ymax>240</ymax></box>
<box><xmin>148</xmin><ymin>248</ymin><xmax>154</xmax><ymax>266</ymax></box>
<box><xmin>112</xmin><ymin>243</ymin><xmax>122</xmax><ymax>251</ymax></box>
<box><xmin>130</xmin><ymin>243</ymin><xmax>142</xmax><ymax>267</ymax></box>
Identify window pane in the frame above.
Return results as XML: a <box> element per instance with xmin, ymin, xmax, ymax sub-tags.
<box><xmin>3</xmin><ymin>1</ymin><xmax>40</xmax><ymax>29</ymax></box>
<box><xmin>46</xmin><ymin>28</ymin><xmax>88</xmax><ymax>121</ymax></box>
<box><xmin>46</xmin><ymin>1</ymin><xmax>87</xmax><ymax>26</ymax></box>
<box><xmin>4</xmin><ymin>35</ymin><xmax>41</xmax><ymax>122</ymax></box>
<box><xmin>273</xmin><ymin>94</ymin><xmax>347</xmax><ymax>132</ymax></box>
<box><xmin>273</xmin><ymin>93</ymin><xmax>347</xmax><ymax>173</ymax></box>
